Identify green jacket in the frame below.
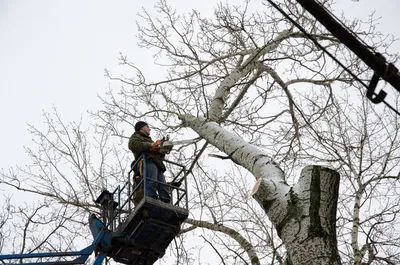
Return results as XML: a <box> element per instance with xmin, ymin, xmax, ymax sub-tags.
<box><xmin>128</xmin><ymin>131</ymin><xmax>166</xmax><ymax>171</ymax></box>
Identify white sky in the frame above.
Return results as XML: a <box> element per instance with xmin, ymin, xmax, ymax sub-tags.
<box><xmin>0</xmin><ymin>1</ymin><xmax>137</xmax><ymax>169</ymax></box>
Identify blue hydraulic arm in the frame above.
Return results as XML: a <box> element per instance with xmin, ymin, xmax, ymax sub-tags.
<box><xmin>1</xmin><ymin>154</ymin><xmax>189</xmax><ymax>265</ymax></box>
<box><xmin>0</xmin><ymin>224</ymin><xmax>107</xmax><ymax>265</ymax></box>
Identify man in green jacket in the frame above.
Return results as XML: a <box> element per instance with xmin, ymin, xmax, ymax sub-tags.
<box><xmin>128</xmin><ymin>121</ymin><xmax>171</xmax><ymax>203</ymax></box>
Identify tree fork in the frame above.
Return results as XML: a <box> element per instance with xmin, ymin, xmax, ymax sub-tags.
<box><xmin>295</xmin><ymin>166</ymin><xmax>341</xmax><ymax>265</ymax></box>
<box><xmin>252</xmin><ymin>165</ymin><xmax>341</xmax><ymax>265</ymax></box>
<box><xmin>180</xmin><ymin>115</ymin><xmax>342</xmax><ymax>264</ymax></box>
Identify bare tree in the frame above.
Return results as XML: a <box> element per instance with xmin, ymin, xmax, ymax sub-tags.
<box><xmin>0</xmin><ymin>107</ymin><xmax>130</xmax><ymax>262</ymax></box>
<box><xmin>297</xmin><ymin>85</ymin><xmax>400</xmax><ymax>265</ymax></box>
<box><xmin>0</xmin><ymin>195</ymin><xmax>12</xmax><ymax>254</ymax></box>
<box><xmin>1</xmin><ymin>0</ymin><xmax>399</xmax><ymax>265</ymax></box>
<box><xmin>98</xmin><ymin>1</ymin><xmax>399</xmax><ymax>264</ymax></box>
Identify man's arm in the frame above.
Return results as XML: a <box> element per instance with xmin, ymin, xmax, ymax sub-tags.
<box><xmin>128</xmin><ymin>136</ymin><xmax>153</xmax><ymax>153</ymax></box>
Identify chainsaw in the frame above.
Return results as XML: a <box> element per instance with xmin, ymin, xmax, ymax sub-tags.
<box><xmin>156</xmin><ymin>136</ymin><xmax>200</xmax><ymax>154</ymax></box>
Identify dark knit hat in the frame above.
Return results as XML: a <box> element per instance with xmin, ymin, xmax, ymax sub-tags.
<box><xmin>135</xmin><ymin>121</ymin><xmax>148</xmax><ymax>132</ymax></box>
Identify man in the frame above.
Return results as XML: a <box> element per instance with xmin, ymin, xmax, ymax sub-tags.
<box><xmin>128</xmin><ymin>121</ymin><xmax>171</xmax><ymax>203</ymax></box>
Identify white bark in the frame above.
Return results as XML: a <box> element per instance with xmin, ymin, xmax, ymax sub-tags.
<box><xmin>179</xmin><ymin>114</ymin><xmax>290</xmax><ymax>227</ymax></box>
<box><xmin>208</xmin><ymin>29</ymin><xmax>290</xmax><ymax>122</ymax></box>
<box><xmin>278</xmin><ymin>166</ymin><xmax>341</xmax><ymax>265</ymax></box>
<box><xmin>179</xmin><ymin>115</ymin><xmax>342</xmax><ymax>265</ymax></box>
<box><xmin>185</xmin><ymin>218</ymin><xmax>260</xmax><ymax>265</ymax></box>
<box><xmin>351</xmin><ymin>188</ymin><xmax>363</xmax><ymax>264</ymax></box>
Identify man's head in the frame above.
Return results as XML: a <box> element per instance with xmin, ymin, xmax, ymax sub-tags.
<box><xmin>135</xmin><ymin>121</ymin><xmax>150</xmax><ymax>135</ymax></box>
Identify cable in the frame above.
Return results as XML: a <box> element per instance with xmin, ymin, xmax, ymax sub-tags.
<box><xmin>314</xmin><ymin>0</ymin><xmax>376</xmax><ymax>53</ymax></box>
<box><xmin>266</xmin><ymin>0</ymin><xmax>400</xmax><ymax>116</ymax></box>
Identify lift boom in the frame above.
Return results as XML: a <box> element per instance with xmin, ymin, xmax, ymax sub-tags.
<box><xmin>0</xmin><ymin>154</ymin><xmax>189</xmax><ymax>265</ymax></box>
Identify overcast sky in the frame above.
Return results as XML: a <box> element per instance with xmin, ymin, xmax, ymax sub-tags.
<box><xmin>0</xmin><ymin>0</ymin><xmax>399</xmax><ymax>176</ymax></box>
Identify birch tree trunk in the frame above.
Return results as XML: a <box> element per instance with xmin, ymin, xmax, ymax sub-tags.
<box><xmin>180</xmin><ymin>115</ymin><xmax>341</xmax><ymax>265</ymax></box>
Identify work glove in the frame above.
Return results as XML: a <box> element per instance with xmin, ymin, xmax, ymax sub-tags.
<box><xmin>149</xmin><ymin>140</ymin><xmax>161</xmax><ymax>151</ymax></box>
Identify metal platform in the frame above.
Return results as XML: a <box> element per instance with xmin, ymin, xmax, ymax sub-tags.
<box><xmin>0</xmin><ymin>154</ymin><xmax>189</xmax><ymax>265</ymax></box>
<box><xmin>107</xmin><ymin>196</ymin><xmax>189</xmax><ymax>265</ymax></box>
<box><xmin>90</xmin><ymin>155</ymin><xmax>190</xmax><ymax>265</ymax></box>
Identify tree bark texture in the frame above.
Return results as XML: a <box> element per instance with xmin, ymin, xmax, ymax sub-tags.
<box><xmin>180</xmin><ymin>115</ymin><xmax>342</xmax><ymax>265</ymax></box>
<box><xmin>272</xmin><ymin>165</ymin><xmax>341</xmax><ymax>265</ymax></box>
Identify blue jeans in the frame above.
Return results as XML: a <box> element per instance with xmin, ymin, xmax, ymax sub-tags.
<box><xmin>144</xmin><ymin>159</ymin><xmax>170</xmax><ymax>201</ymax></box>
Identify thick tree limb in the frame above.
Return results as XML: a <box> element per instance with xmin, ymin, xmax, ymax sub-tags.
<box><xmin>185</xmin><ymin>218</ymin><xmax>260</xmax><ymax>265</ymax></box>
<box><xmin>179</xmin><ymin>115</ymin><xmax>290</xmax><ymax>226</ymax></box>
<box><xmin>208</xmin><ymin>29</ymin><xmax>290</xmax><ymax>122</ymax></box>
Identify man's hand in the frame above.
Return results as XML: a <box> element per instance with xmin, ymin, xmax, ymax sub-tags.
<box><xmin>150</xmin><ymin>140</ymin><xmax>161</xmax><ymax>151</ymax></box>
